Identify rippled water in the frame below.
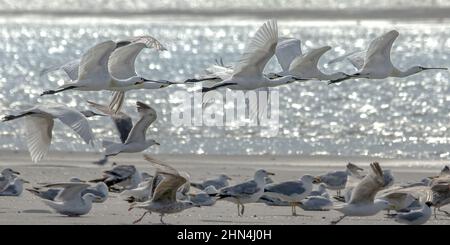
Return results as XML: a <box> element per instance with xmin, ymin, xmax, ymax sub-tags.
<box><xmin>0</xmin><ymin>16</ymin><xmax>449</xmax><ymax>159</ymax></box>
<box><xmin>1</xmin><ymin>0</ymin><xmax>449</xmax><ymax>12</ymax></box>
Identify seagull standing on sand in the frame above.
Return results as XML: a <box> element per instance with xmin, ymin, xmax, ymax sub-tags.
<box><xmin>309</xmin><ymin>183</ymin><xmax>330</xmax><ymax>198</ymax></box>
<box><xmin>0</xmin><ymin>178</ymin><xmax>29</xmax><ymax>196</ymax></box>
<box><xmin>90</xmin><ymin>101</ymin><xmax>159</xmax><ymax>159</ymax></box>
<box><xmin>27</xmin><ymin>182</ymin><xmax>108</xmax><ymax>203</ymax></box>
<box><xmin>393</xmin><ymin>202</ymin><xmax>433</xmax><ymax>225</ymax></box>
<box><xmin>263</xmin><ymin>175</ymin><xmax>314</xmax><ymax>216</ymax></box>
<box><xmin>190</xmin><ymin>174</ymin><xmax>232</xmax><ymax>190</ymax></box>
<box><xmin>270</xmin><ymin>38</ymin><xmax>348</xmax><ymax>81</ymax></box>
<box><xmin>2</xmin><ymin>104</ymin><xmax>95</xmax><ymax>162</ymax></box>
<box><xmin>298</xmin><ymin>196</ymin><xmax>333</xmax><ymax>211</ymax></box>
<box><xmin>218</xmin><ymin>169</ymin><xmax>275</xmax><ymax>216</ymax></box>
<box><xmin>90</xmin><ymin>164</ymin><xmax>142</xmax><ymax>191</ymax></box>
<box><xmin>328</xmin><ymin>30</ymin><xmax>447</xmax><ymax>84</ymax></box>
<box><xmin>129</xmin><ymin>155</ymin><xmax>199</xmax><ymax>224</ymax></box>
<box><xmin>0</xmin><ymin>168</ymin><xmax>20</xmax><ymax>192</ymax></box>
<box><xmin>314</xmin><ymin>162</ymin><xmax>364</xmax><ymax>197</ymax></box>
<box><xmin>331</xmin><ymin>162</ymin><xmax>392</xmax><ymax>225</ymax></box>
<box><xmin>36</xmin><ymin>182</ymin><xmax>101</xmax><ymax>216</ymax></box>
<box><xmin>189</xmin><ymin>186</ymin><xmax>219</xmax><ymax>206</ymax></box>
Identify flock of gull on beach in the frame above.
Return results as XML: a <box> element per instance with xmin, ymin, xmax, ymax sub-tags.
<box><xmin>0</xmin><ymin>19</ymin><xmax>449</xmax><ymax>225</ymax></box>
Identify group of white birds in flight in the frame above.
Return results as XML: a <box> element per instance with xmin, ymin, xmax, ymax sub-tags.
<box><xmin>0</xmin><ymin>19</ymin><xmax>448</xmax><ymax>225</ymax></box>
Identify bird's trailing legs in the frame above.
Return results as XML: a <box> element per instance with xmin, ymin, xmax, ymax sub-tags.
<box><xmin>2</xmin><ymin>112</ymin><xmax>34</xmax><ymax>122</ymax></box>
<box><xmin>438</xmin><ymin>208</ymin><xmax>450</xmax><ymax>216</ymax></box>
<box><xmin>330</xmin><ymin>215</ymin><xmax>346</xmax><ymax>225</ymax></box>
<box><xmin>132</xmin><ymin>211</ymin><xmax>150</xmax><ymax>224</ymax></box>
<box><xmin>40</xmin><ymin>86</ymin><xmax>77</xmax><ymax>96</ymax></box>
<box><xmin>160</xmin><ymin>214</ymin><xmax>166</xmax><ymax>224</ymax></box>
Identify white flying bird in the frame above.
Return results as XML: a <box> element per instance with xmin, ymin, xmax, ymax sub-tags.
<box><xmin>2</xmin><ymin>104</ymin><xmax>95</xmax><ymax>162</ymax></box>
<box><xmin>41</xmin><ymin>37</ymin><xmax>173</xmax><ymax>112</ymax></box>
<box><xmin>328</xmin><ymin>30</ymin><xmax>447</xmax><ymax>84</ymax></box>
<box><xmin>270</xmin><ymin>38</ymin><xmax>348</xmax><ymax>81</ymax></box>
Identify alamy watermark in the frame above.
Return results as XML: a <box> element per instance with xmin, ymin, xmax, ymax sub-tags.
<box><xmin>170</xmin><ymin>88</ymin><xmax>280</xmax><ymax>136</ymax></box>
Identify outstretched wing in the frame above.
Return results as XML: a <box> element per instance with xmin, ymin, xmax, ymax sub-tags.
<box><xmin>288</xmin><ymin>46</ymin><xmax>331</xmax><ymax>78</ymax></box>
<box><xmin>40</xmin><ymin>59</ymin><xmax>80</xmax><ymax>81</ymax></box>
<box><xmin>349</xmin><ymin>162</ymin><xmax>385</xmax><ymax>204</ymax></box>
<box><xmin>233</xmin><ymin>20</ymin><xmax>278</xmax><ymax>78</ymax></box>
<box><xmin>87</xmin><ymin>100</ymin><xmax>132</xmax><ymax>143</ymax></box>
<box><xmin>275</xmin><ymin>37</ymin><xmax>302</xmax><ymax>72</ymax></box>
<box><xmin>125</xmin><ymin>102</ymin><xmax>157</xmax><ymax>144</ymax></box>
<box><xmin>24</xmin><ymin>116</ymin><xmax>54</xmax><ymax>163</ymax></box>
<box><xmin>78</xmin><ymin>40</ymin><xmax>117</xmax><ymax>81</ymax></box>
<box><xmin>362</xmin><ymin>30</ymin><xmax>399</xmax><ymax>71</ymax></box>
<box><xmin>45</xmin><ymin>106</ymin><xmax>95</xmax><ymax>145</ymax></box>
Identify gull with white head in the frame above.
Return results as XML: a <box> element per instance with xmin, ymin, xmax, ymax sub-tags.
<box><xmin>0</xmin><ymin>177</ymin><xmax>29</xmax><ymax>196</ymax></box>
<box><xmin>0</xmin><ymin>168</ymin><xmax>20</xmax><ymax>192</ymax></box>
<box><xmin>35</xmin><ymin>182</ymin><xmax>101</xmax><ymax>216</ymax></box>
<box><xmin>90</xmin><ymin>101</ymin><xmax>159</xmax><ymax>160</ymax></box>
<box><xmin>218</xmin><ymin>169</ymin><xmax>275</xmax><ymax>216</ymax></box>
<box><xmin>263</xmin><ymin>175</ymin><xmax>315</xmax><ymax>215</ymax></box>
<box><xmin>190</xmin><ymin>174</ymin><xmax>232</xmax><ymax>190</ymax></box>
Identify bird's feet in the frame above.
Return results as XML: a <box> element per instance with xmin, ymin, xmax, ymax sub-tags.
<box><xmin>183</xmin><ymin>78</ymin><xmax>200</xmax><ymax>83</ymax></box>
<box><xmin>1</xmin><ymin>115</ymin><xmax>15</xmax><ymax>122</ymax></box>
<box><xmin>40</xmin><ymin>90</ymin><xmax>56</xmax><ymax>96</ymax></box>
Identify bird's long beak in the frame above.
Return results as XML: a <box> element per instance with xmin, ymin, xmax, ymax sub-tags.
<box><xmin>21</xmin><ymin>179</ymin><xmax>30</xmax><ymax>184</ymax></box>
<box><xmin>12</xmin><ymin>170</ymin><xmax>20</xmax><ymax>175</ymax></box>
<box><xmin>155</xmin><ymin>142</ymin><xmax>161</xmax><ymax>146</ymax></box>
<box><xmin>422</xmin><ymin>67</ymin><xmax>448</xmax><ymax>71</ymax></box>
<box><xmin>267</xmin><ymin>172</ymin><xmax>275</xmax><ymax>176</ymax></box>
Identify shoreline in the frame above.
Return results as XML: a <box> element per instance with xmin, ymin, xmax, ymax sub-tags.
<box><xmin>0</xmin><ymin>8</ymin><xmax>450</xmax><ymax>21</ymax></box>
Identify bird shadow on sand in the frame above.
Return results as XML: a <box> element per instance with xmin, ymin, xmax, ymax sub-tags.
<box><xmin>21</xmin><ymin>209</ymin><xmax>52</xmax><ymax>214</ymax></box>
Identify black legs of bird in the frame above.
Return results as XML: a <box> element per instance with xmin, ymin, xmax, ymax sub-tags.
<box><xmin>132</xmin><ymin>211</ymin><xmax>150</xmax><ymax>224</ymax></box>
<box><xmin>330</xmin><ymin>215</ymin><xmax>346</xmax><ymax>225</ymax></box>
<box><xmin>434</xmin><ymin>207</ymin><xmax>450</xmax><ymax>218</ymax></box>
<box><xmin>40</xmin><ymin>85</ymin><xmax>77</xmax><ymax>96</ymax></box>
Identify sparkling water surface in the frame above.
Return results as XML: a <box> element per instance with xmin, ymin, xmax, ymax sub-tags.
<box><xmin>0</xmin><ymin>16</ymin><xmax>449</xmax><ymax>159</ymax></box>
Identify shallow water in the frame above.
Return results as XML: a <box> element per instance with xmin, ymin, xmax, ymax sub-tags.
<box><xmin>0</xmin><ymin>16</ymin><xmax>449</xmax><ymax>159</ymax></box>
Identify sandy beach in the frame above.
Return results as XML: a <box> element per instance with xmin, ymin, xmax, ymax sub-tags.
<box><xmin>0</xmin><ymin>150</ymin><xmax>449</xmax><ymax>225</ymax></box>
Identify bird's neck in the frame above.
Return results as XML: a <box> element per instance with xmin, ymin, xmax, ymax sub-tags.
<box><xmin>391</xmin><ymin>67</ymin><xmax>419</xmax><ymax>78</ymax></box>
<box><xmin>264</xmin><ymin>76</ymin><xmax>293</xmax><ymax>87</ymax></box>
<box><xmin>111</xmin><ymin>77</ymin><xmax>139</xmax><ymax>87</ymax></box>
